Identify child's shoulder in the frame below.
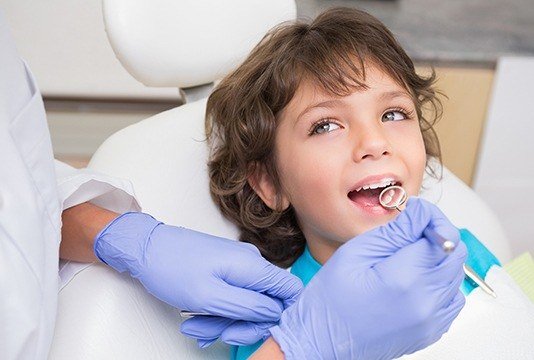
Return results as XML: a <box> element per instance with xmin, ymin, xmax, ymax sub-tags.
<box><xmin>231</xmin><ymin>341</ymin><xmax>263</xmax><ymax>360</ymax></box>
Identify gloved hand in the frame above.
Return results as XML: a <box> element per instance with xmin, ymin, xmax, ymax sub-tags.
<box><xmin>94</xmin><ymin>212</ymin><xmax>303</xmax><ymax>347</ymax></box>
<box><xmin>268</xmin><ymin>197</ymin><xmax>468</xmax><ymax>360</ymax></box>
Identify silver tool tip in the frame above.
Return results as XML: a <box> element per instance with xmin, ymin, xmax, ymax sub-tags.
<box><xmin>442</xmin><ymin>240</ymin><xmax>456</xmax><ymax>253</ymax></box>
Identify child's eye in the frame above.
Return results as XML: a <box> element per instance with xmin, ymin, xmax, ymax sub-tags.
<box><xmin>309</xmin><ymin>120</ymin><xmax>341</xmax><ymax>136</ymax></box>
<box><xmin>382</xmin><ymin>109</ymin><xmax>410</xmax><ymax>122</ymax></box>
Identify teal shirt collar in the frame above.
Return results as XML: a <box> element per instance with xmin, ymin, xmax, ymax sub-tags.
<box><xmin>290</xmin><ymin>246</ymin><xmax>322</xmax><ymax>286</ymax></box>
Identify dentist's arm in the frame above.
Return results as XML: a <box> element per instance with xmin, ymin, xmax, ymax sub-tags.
<box><xmin>60</xmin><ymin>201</ymin><xmax>303</xmax><ymax>347</ymax></box>
<box><xmin>60</xmin><ymin>202</ymin><xmax>117</xmax><ymax>262</ymax></box>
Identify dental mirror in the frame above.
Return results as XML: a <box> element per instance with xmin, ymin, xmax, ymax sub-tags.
<box><xmin>378</xmin><ymin>185</ymin><xmax>407</xmax><ymax>211</ymax></box>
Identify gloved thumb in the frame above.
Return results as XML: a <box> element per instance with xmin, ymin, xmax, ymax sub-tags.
<box><xmin>380</xmin><ymin>197</ymin><xmax>453</xmax><ymax>249</ymax></box>
<box><xmin>341</xmin><ymin>197</ymin><xmax>458</xmax><ymax>267</ymax></box>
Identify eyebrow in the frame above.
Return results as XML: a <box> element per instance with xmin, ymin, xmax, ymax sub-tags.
<box><xmin>295</xmin><ymin>99</ymin><xmax>345</xmax><ymax>124</ymax></box>
<box><xmin>295</xmin><ymin>90</ymin><xmax>413</xmax><ymax>125</ymax></box>
<box><xmin>379</xmin><ymin>90</ymin><xmax>412</xmax><ymax>102</ymax></box>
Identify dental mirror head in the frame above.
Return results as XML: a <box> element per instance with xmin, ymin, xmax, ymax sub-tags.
<box><xmin>379</xmin><ymin>185</ymin><xmax>407</xmax><ymax>211</ymax></box>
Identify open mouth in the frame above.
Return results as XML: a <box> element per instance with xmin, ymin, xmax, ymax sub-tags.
<box><xmin>348</xmin><ymin>180</ymin><xmax>401</xmax><ymax>208</ymax></box>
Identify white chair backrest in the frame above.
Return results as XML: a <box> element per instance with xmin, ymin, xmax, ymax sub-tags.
<box><xmin>103</xmin><ymin>0</ymin><xmax>297</xmax><ymax>88</ymax></box>
<box><xmin>90</xmin><ymin>98</ymin><xmax>240</xmax><ymax>239</ymax></box>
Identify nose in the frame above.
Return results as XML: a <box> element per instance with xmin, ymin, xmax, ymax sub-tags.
<box><xmin>352</xmin><ymin>122</ymin><xmax>392</xmax><ymax>162</ymax></box>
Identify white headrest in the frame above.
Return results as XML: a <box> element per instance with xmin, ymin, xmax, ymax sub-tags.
<box><xmin>102</xmin><ymin>0</ymin><xmax>297</xmax><ymax>88</ymax></box>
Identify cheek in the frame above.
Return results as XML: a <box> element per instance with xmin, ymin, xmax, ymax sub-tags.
<box><xmin>392</xmin><ymin>121</ymin><xmax>426</xmax><ymax>155</ymax></box>
<box><xmin>399</xmin><ymin>126</ymin><xmax>427</xmax><ymax>191</ymax></box>
<box><xmin>277</xmin><ymin>144</ymin><xmax>340</xmax><ymax>198</ymax></box>
<box><xmin>414</xmin><ymin>128</ymin><xmax>428</xmax><ymax>169</ymax></box>
<box><xmin>275</xmin><ymin>134</ymin><xmax>347</xmax><ymax>214</ymax></box>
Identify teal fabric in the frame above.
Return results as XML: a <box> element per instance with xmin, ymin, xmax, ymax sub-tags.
<box><xmin>232</xmin><ymin>228</ymin><xmax>500</xmax><ymax>360</ymax></box>
<box><xmin>458</xmin><ymin>228</ymin><xmax>501</xmax><ymax>294</ymax></box>
<box><xmin>289</xmin><ymin>245</ymin><xmax>322</xmax><ymax>286</ymax></box>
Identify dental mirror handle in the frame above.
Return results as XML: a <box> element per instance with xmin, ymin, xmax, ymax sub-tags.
<box><xmin>423</xmin><ymin>227</ymin><xmax>456</xmax><ymax>253</ymax></box>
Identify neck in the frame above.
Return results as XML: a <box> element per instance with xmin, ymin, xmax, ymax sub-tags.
<box><xmin>306</xmin><ymin>237</ymin><xmax>342</xmax><ymax>265</ymax></box>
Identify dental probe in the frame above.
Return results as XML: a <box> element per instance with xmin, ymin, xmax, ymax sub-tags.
<box><xmin>180</xmin><ymin>311</ymin><xmax>210</xmax><ymax>318</ymax></box>
<box><xmin>378</xmin><ymin>186</ymin><xmax>497</xmax><ymax>298</ymax></box>
<box><xmin>463</xmin><ymin>264</ymin><xmax>497</xmax><ymax>298</ymax></box>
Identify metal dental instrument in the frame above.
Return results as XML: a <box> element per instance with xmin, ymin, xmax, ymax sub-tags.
<box><xmin>463</xmin><ymin>265</ymin><xmax>497</xmax><ymax>298</ymax></box>
<box><xmin>378</xmin><ymin>185</ymin><xmax>497</xmax><ymax>298</ymax></box>
<box><xmin>378</xmin><ymin>185</ymin><xmax>408</xmax><ymax>212</ymax></box>
<box><xmin>180</xmin><ymin>310</ymin><xmax>211</xmax><ymax>318</ymax></box>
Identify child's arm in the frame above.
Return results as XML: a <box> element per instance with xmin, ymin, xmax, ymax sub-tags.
<box><xmin>249</xmin><ymin>337</ymin><xmax>284</xmax><ymax>360</ymax></box>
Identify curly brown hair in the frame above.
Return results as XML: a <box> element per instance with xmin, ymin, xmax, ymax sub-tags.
<box><xmin>206</xmin><ymin>7</ymin><xmax>443</xmax><ymax>268</ymax></box>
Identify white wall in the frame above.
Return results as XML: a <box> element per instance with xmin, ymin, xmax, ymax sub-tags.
<box><xmin>473</xmin><ymin>57</ymin><xmax>534</xmax><ymax>257</ymax></box>
<box><xmin>0</xmin><ymin>0</ymin><xmax>177</xmax><ymax>100</ymax></box>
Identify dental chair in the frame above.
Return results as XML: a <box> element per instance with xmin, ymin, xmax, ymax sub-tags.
<box><xmin>49</xmin><ymin>1</ymin><xmax>512</xmax><ymax>358</ymax></box>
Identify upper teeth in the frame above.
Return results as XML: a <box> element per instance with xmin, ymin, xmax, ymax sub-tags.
<box><xmin>356</xmin><ymin>179</ymin><xmax>396</xmax><ymax>192</ymax></box>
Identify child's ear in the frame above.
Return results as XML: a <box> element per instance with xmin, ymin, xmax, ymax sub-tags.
<box><xmin>248</xmin><ymin>162</ymin><xmax>290</xmax><ymax>211</ymax></box>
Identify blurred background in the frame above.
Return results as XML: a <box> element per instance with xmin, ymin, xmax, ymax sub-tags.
<box><xmin>1</xmin><ymin>0</ymin><xmax>532</xmax><ymax>255</ymax></box>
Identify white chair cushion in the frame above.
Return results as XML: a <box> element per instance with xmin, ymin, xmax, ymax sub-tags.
<box><xmin>103</xmin><ymin>0</ymin><xmax>296</xmax><ymax>88</ymax></box>
<box><xmin>50</xmin><ymin>263</ymin><xmax>229</xmax><ymax>360</ymax></box>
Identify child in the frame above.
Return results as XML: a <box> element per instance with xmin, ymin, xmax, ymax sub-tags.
<box><xmin>206</xmin><ymin>7</ymin><xmax>502</xmax><ymax>359</ymax></box>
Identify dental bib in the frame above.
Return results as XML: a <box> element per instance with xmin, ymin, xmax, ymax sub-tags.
<box><xmin>401</xmin><ymin>265</ymin><xmax>534</xmax><ymax>360</ymax></box>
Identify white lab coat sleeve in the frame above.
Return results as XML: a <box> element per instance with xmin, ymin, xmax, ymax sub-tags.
<box><xmin>56</xmin><ymin>160</ymin><xmax>142</xmax><ymax>289</ymax></box>
<box><xmin>55</xmin><ymin>159</ymin><xmax>141</xmax><ymax>213</ymax></box>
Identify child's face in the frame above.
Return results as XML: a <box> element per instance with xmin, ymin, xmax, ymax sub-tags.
<box><xmin>256</xmin><ymin>63</ymin><xmax>427</xmax><ymax>262</ymax></box>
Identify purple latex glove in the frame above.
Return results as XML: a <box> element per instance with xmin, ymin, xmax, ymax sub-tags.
<box><xmin>268</xmin><ymin>197</ymin><xmax>467</xmax><ymax>359</ymax></box>
<box><xmin>94</xmin><ymin>212</ymin><xmax>303</xmax><ymax>346</ymax></box>
<box><xmin>181</xmin><ymin>317</ymin><xmax>277</xmax><ymax>347</ymax></box>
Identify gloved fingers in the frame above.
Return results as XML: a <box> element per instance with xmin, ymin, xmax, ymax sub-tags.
<box><xmin>426</xmin><ymin>240</ymin><xmax>467</xmax><ymax>285</ymax></box>
<box><xmin>434</xmin><ymin>266</ymin><xmax>467</xmax><ymax>310</ymax></box>
<box><xmin>412</xmin><ymin>290</ymin><xmax>465</xmax><ymax>352</ymax></box>
<box><xmin>434</xmin><ymin>290</ymin><xmax>466</xmax><ymax>336</ymax></box>
<box><xmin>342</xmin><ymin>197</ymin><xmax>457</xmax><ymax>262</ymax></box>
<box><xmin>181</xmin><ymin>316</ymin><xmax>275</xmax><ymax>346</ymax></box>
<box><xmin>373</xmin><ymin>237</ymin><xmax>457</xmax><ymax>291</ymax></box>
<box><xmin>220</xmin><ymin>321</ymin><xmax>276</xmax><ymax>346</ymax></box>
<box><xmin>238</xmin><ymin>241</ymin><xmax>263</xmax><ymax>256</ymax></box>
<box><xmin>198</xmin><ymin>282</ymin><xmax>284</xmax><ymax>322</ymax></box>
<box><xmin>181</xmin><ymin>316</ymin><xmax>235</xmax><ymax>341</ymax></box>
<box><xmin>379</xmin><ymin>197</ymin><xmax>445</xmax><ymax>247</ymax></box>
<box><xmin>223</xmin><ymin>257</ymin><xmax>303</xmax><ymax>308</ymax></box>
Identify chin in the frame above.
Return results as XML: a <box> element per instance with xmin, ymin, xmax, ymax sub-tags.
<box><xmin>359</xmin><ymin>214</ymin><xmax>396</xmax><ymax>234</ymax></box>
